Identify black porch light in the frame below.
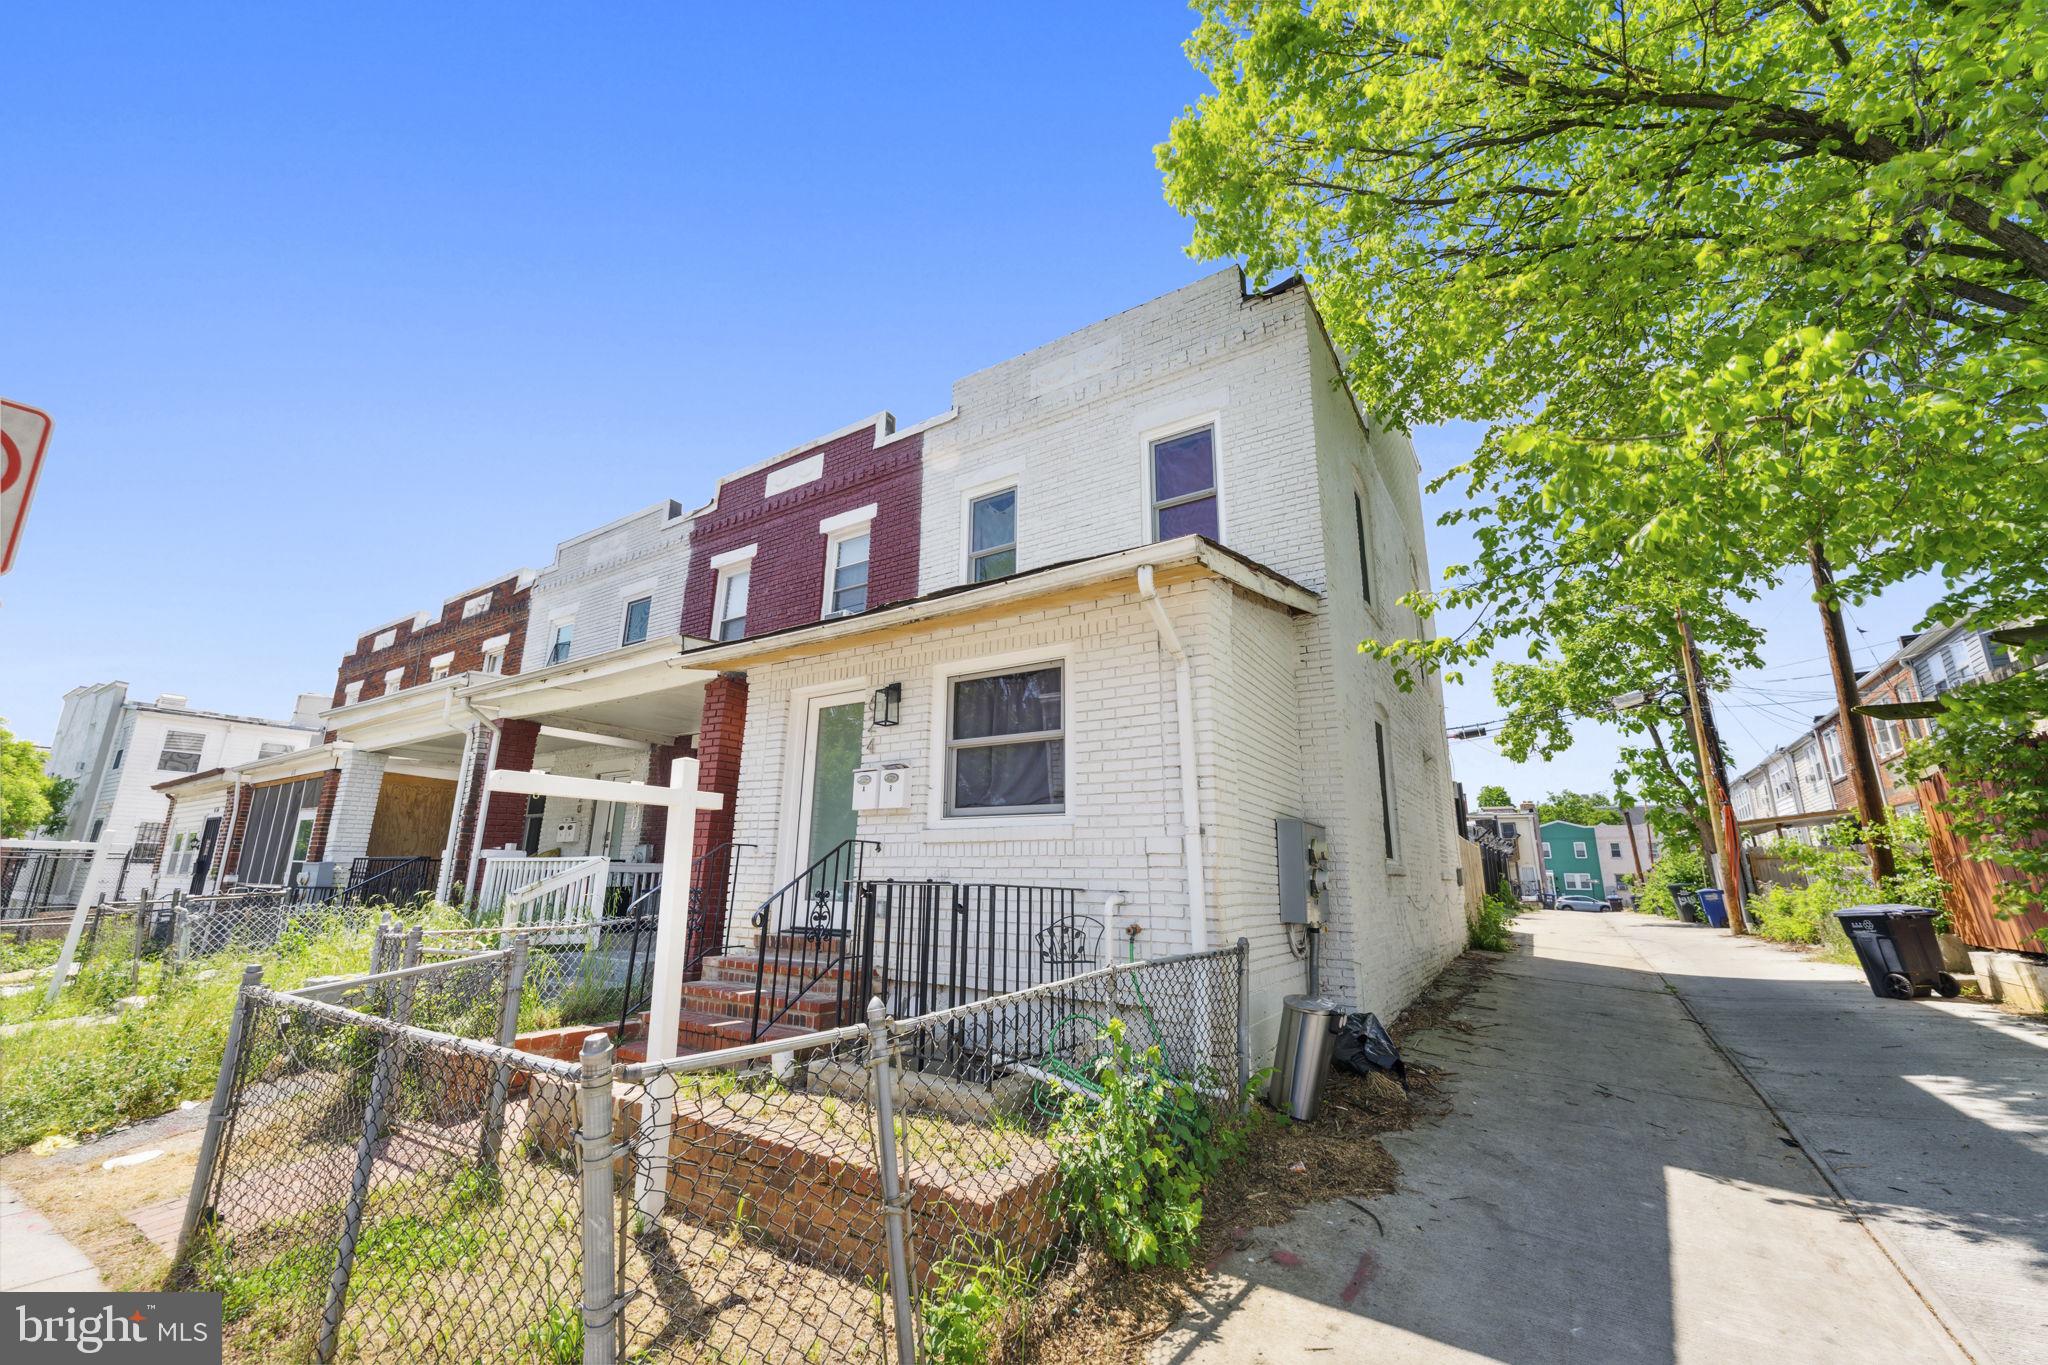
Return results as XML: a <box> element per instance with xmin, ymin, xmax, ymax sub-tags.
<box><xmin>870</xmin><ymin>682</ymin><xmax>902</xmax><ymax>727</ymax></box>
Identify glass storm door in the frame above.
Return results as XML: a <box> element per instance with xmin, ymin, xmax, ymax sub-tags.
<box><xmin>802</xmin><ymin>699</ymin><xmax>866</xmax><ymax>868</ymax></box>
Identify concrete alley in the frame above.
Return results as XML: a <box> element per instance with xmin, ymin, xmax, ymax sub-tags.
<box><xmin>1164</xmin><ymin>909</ymin><xmax>2047</xmax><ymax>1364</ymax></box>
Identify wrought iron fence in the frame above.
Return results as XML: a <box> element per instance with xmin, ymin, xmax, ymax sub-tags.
<box><xmin>178</xmin><ymin>935</ymin><xmax>1250</xmax><ymax>1363</ymax></box>
<box><xmin>346</xmin><ymin>855</ymin><xmax>440</xmax><ymax>907</ymax></box>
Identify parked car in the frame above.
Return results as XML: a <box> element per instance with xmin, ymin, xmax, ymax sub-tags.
<box><xmin>1555</xmin><ymin>895</ymin><xmax>1608</xmax><ymax>913</ymax></box>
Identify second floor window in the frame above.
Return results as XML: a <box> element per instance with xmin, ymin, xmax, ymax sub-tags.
<box><xmin>1573</xmin><ymin>841</ymin><xmax>1588</xmax><ymax>859</ymax></box>
<box><xmin>258</xmin><ymin>741</ymin><xmax>291</xmax><ymax>759</ymax></box>
<box><xmin>1150</xmin><ymin>426</ymin><xmax>1219</xmax><ymax>541</ymax></box>
<box><xmin>343</xmin><ymin>680</ymin><xmax>364</xmax><ymax>705</ymax></box>
<box><xmin>481</xmin><ymin>648</ymin><xmax>504</xmax><ymax>675</ymax></box>
<box><xmin>549</xmin><ymin>622</ymin><xmax>574</xmax><ymax>664</ymax></box>
<box><xmin>1822</xmin><ymin>729</ymin><xmax>1846</xmax><ymax>780</ymax></box>
<box><xmin>383</xmin><ymin>667</ymin><xmax>404</xmax><ymax>694</ymax></box>
<box><xmin>621</xmin><ymin>596</ymin><xmax>652</xmax><ymax>646</ymax></box>
<box><xmin>826</xmin><ymin>532</ymin><xmax>869</xmax><ymax>616</ymax></box>
<box><xmin>969</xmin><ymin>489</ymin><xmax>1017</xmax><ymax>582</ymax></box>
<box><xmin>1610</xmin><ymin>842</ymin><xmax>1622</xmax><ymax>859</ymax></box>
<box><xmin>715</xmin><ymin>568</ymin><xmax>750</xmax><ymax>641</ymax></box>
<box><xmin>158</xmin><ymin>731</ymin><xmax>204</xmax><ymax>773</ymax></box>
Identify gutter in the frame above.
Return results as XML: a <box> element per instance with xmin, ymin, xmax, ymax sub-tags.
<box><xmin>1136</xmin><ymin>565</ymin><xmax>1209</xmax><ymax>954</ymax></box>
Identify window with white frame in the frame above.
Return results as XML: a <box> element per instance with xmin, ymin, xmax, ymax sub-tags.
<box><xmin>258</xmin><ymin>741</ymin><xmax>292</xmax><ymax>759</ymax></box>
<box><xmin>1822</xmin><ymin>728</ymin><xmax>1846</xmax><ymax>780</ymax></box>
<box><xmin>1541</xmin><ymin>841</ymin><xmax>1552</xmax><ymax>860</ymax></box>
<box><xmin>715</xmin><ymin>567</ymin><xmax>750</xmax><ymax>641</ymax></box>
<box><xmin>1563</xmin><ymin>872</ymin><xmax>1593</xmax><ymax>891</ymax></box>
<box><xmin>157</xmin><ymin>730</ymin><xmax>204</xmax><ymax>773</ymax></box>
<box><xmin>1871</xmin><ymin>716</ymin><xmax>1903</xmax><ymax>758</ymax></box>
<box><xmin>549</xmin><ymin>621</ymin><xmax>575</xmax><ymax>665</ymax></box>
<box><xmin>481</xmin><ymin>648</ymin><xmax>504</xmax><ymax>675</ymax></box>
<box><xmin>1610</xmin><ymin>842</ymin><xmax>1622</xmax><ymax>859</ymax></box>
<box><xmin>621</xmin><ymin>596</ymin><xmax>653</xmax><ymax>645</ymax></box>
<box><xmin>383</xmin><ymin>666</ymin><xmax>405</xmax><ymax>694</ymax></box>
<box><xmin>1149</xmin><ymin>426</ymin><xmax>1219</xmax><ymax>541</ymax></box>
<box><xmin>343</xmin><ymin>680</ymin><xmax>364</xmax><ymax>705</ymax></box>
<box><xmin>372</xmin><ymin>628</ymin><xmax>397</xmax><ymax>651</ymax></box>
<box><xmin>824</xmin><ymin>530</ymin><xmax>869</xmax><ymax>616</ymax></box>
<box><xmin>429</xmin><ymin>652</ymin><xmax>455</xmax><ymax>682</ymax></box>
<box><xmin>968</xmin><ymin>488</ymin><xmax>1017</xmax><ymax>582</ymax></box>
<box><xmin>462</xmin><ymin>592</ymin><xmax>492</xmax><ymax>619</ymax></box>
<box><xmin>1573</xmin><ymin>841</ymin><xmax>1588</xmax><ymax>860</ymax></box>
<box><xmin>945</xmin><ymin>663</ymin><xmax>1064</xmax><ymax>816</ymax></box>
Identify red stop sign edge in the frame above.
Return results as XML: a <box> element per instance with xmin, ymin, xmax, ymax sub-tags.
<box><xmin>1</xmin><ymin>399</ymin><xmax>54</xmax><ymax>575</ymax></box>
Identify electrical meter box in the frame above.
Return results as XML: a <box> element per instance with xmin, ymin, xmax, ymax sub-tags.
<box><xmin>1277</xmin><ymin>818</ymin><xmax>1331</xmax><ymax>926</ymax></box>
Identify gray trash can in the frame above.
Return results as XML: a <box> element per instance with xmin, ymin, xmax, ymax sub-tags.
<box><xmin>1267</xmin><ymin>994</ymin><xmax>1341</xmax><ymax>1121</ymax></box>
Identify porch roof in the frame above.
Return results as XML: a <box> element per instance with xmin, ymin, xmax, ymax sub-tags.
<box><xmin>666</xmin><ymin>534</ymin><xmax>1320</xmax><ymax>670</ymax></box>
<box><xmin>457</xmin><ymin>633</ymin><xmax>719</xmax><ymax>744</ymax></box>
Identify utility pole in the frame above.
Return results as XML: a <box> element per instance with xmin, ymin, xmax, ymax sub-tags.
<box><xmin>1621</xmin><ymin>805</ymin><xmax>1648</xmax><ymax>890</ymax></box>
<box><xmin>1809</xmin><ymin>542</ymin><xmax>1896</xmax><ymax>883</ymax></box>
<box><xmin>1674</xmin><ymin>609</ymin><xmax>1748</xmax><ymax>935</ymax></box>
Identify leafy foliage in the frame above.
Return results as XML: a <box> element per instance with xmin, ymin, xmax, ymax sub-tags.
<box><xmin>1468</xmin><ymin>891</ymin><xmax>1520</xmax><ymax>952</ymax></box>
<box><xmin>1162</xmin><ymin>0</ymin><xmax>2048</xmax><ymax>848</ymax></box>
<box><xmin>1902</xmin><ymin>669</ymin><xmax>2048</xmax><ymax>944</ymax></box>
<box><xmin>918</xmin><ymin>1243</ymin><xmax>1030</xmax><ymax>1365</ymax></box>
<box><xmin>1049</xmin><ymin>1018</ymin><xmax>1244</xmax><ymax>1269</ymax></box>
<box><xmin>1475</xmin><ymin>784</ymin><xmax>1514</xmax><ymax>809</ymax></box>
<box><xmin>0</xmin><ymin>720</ymin><xmax>63</xmax><ymax>838</ymax></box>
<box><xmin>1637</xmin><ymin>847</ymin><xmax>1708</xmax><ymax>920</ymax></box>
<box><xmin>1537</xmin><ymin>791</ymin><xmax>1621</xmax><ymax>827</ymax></box>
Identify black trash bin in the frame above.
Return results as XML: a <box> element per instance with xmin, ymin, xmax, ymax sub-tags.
<box><xmin>1674</xmin><ymin>890</ymin><xmax>1704</xmax><ymax>925</ymax></box>
<box><xmin>1834</xmin><ymin>905</ymin><xmax>1961</xmax><ymax>1000</ymax></box>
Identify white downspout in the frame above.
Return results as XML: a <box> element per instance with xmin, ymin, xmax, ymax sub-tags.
<box><xmin>1137</xmin><ymin>566</ymin><xmax>1209</xmax><ymax>954</ymax></box>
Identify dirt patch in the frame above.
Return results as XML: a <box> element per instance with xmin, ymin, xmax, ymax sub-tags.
<box><xmin>0</xmin><ymin>1110</ymin><xmax>207</xmax><ymax>1294</ymax></box>
<box><xmin>1016</xmin><ymin>952</ymin><xmax>1494</xmax><ymax>1363</ymax></box>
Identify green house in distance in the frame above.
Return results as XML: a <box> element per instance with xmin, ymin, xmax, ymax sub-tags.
<box><xmin>1539</xmin><ymin>820</ymin><xmax>1607</xmax><ymax>901</ymax></box>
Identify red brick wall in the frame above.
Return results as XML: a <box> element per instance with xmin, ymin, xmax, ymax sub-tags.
<box><xmin>639</xmin><ymin>735</ymin><xmax>696</xmax><ymax>851</ymax></box>
<box><xmin>475</xmin><ymin>719</ymin><xmax>541</xmax><ymax>880</ymax></box>
<box><xmin>332</xmin><ymin>572</ymin><xmax>532</xmax><ymax>707</ymax></box>
<box><xmin>448</xmin><ymin>727</ymin><xmax>494</xmax><ymax>899</ymax></box>
<box><xmin>220</xmin><ymin>784</ymin><xmax>256</xmax><ymax>879</ymax></box>
<box><xmin>680</xmin><ymin>423</ymin><xmax>923</xmax><ymax>641</ymax></box>
<box><xmin>305</xmin><ymin>770</ymin><xmax>341</xmax><ymax>861</ymax></box>
<box><xmin>686</xmin><ymin>676</ymin><xmax>748</xmax><ymax>963</ymax></box>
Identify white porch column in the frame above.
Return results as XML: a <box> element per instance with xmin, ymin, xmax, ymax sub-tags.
<box><xmin>321</xmin><ymin>749</ymin><xmax>388</xmax><ymax>874</ymax></box>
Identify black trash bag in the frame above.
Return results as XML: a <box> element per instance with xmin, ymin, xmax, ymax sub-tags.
<box><xmin>1333</xmin><ymin>1011</ymin><xmax>1407</xmax><ymax>1088</ymax></box>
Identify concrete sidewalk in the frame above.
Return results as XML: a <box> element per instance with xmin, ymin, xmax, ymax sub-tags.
<box><xmin>1615</xmin><ymin>912</ymin><xmax>2047</xmax><ymax>1365</ymax></box>
<box><xmin>0</xmin><ymin>1180</ymin><xmax>104</xmax><ymax>1292</ymax></box>
<box><xmin>1161</xmin><ymin>910</ymin><xmax>1982</xmax><ymax>1364</ymax></box>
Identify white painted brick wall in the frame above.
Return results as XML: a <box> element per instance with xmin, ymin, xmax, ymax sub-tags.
<box><xmin>323</xmin><ymin>750</ymin><xmax>389</xmax><ymax>871</ymax></box>
<box><xmin>530</xmin><ymin>741</ymin><xmax>653</xmax><ymax>860</ymax></box>
<box><xmin>521</xmin><ymin>502</ymin><xmax>693</xmax><ymax>672</ymax></box>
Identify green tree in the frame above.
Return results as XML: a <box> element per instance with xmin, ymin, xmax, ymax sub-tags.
<box><xmin>0</xmin><ymin>722</ymin><xmax>60</xmax><ymax>838</ymax></box>
<box><xmin>1537</xmin><ymin>790</ymin><xmax>1620</xmax><ymax>826</ymax></box>
<box><xmin>1162</xmin><ymin>0</ymin><xmax>2048</xmax><ymax>861</ymax></box>
<box><xmin>1476</xmin><ymin>784</ymin><xmax>1514</xmax><ymax>809</ymax></box>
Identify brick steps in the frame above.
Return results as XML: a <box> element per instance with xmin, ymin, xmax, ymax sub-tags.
<box><xmin>615</xmin><ymin>1008</ymin><xmax>816</xmax><ymax>1063</ymax></box>
<box><xmin>697</xmin><ymin>952</ymin><xmax>879</xmax><ymax>991</ymax></box>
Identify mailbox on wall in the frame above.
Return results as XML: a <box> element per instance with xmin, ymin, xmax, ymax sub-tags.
<box><xmin>852</xmin><ymin>764</ymin><xmax>911</xmax><ymax>811</ymax></box>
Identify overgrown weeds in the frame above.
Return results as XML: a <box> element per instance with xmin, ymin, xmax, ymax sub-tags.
<box><xmin>1468</xmin><ymin>890</ymin><xmax>1520</xmax><ymax>951</ymax></box>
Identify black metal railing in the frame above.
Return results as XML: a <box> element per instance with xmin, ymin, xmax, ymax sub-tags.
<box><xmin>611</xmin><ymin>840</ymin><xmax>754</xmax><ymax>1040</ymax></box>
<box><xmin>344</xmin><ymin>856</ymin><xmax>440</xmax><ymax>907</ymax></box>
<box><xmin>740</xmin><ymin>857</ymin><xmax>1099</xmax><ymax>1045</ymax></box>
<box><xmin>746</xmin><ymin>839</ymin><xmax>879</xmax><ymax>1040</ymax></box>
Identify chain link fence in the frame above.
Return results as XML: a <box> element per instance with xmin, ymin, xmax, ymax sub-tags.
<box><xmin>177</xmin><ymin>939</ymin><xmax>1248</xmax><ymax>1363</ymax></box>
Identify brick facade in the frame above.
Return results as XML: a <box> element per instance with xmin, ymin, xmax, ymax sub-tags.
<box><xmin>679</xmin><ymin>419</ymin><xmax>923</xmax><ymax>642</ymax></box>
<box><xmin>686</xmin><ymin>676</ymin><xmax>748</xmax><ymax>964</ymax></box>
<box><xmin>304</xmin><ymin>771</ymin><xmax>341</xmax><ymax>860</ymax></box>
<box><xmin>475</xmin><ymin>719</ymin><xmax>541</xmax><ymax>884</ymax></box>
<box><xmin>333</xmin><ymin>571</ymin><xmax>534</xmax><ymax>707</ymax></box>
<box><xmin>219</xmin><ymin>783</ymin><xmax>256</xmax><ymax>879</ymax></box>
<box><xmin>639</xmin><ymin>734</ymin><xmax>697</xmax><ymax>851</ymax></box>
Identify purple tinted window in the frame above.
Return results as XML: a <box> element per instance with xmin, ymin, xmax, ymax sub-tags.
<box><xmin>1156</xmin><ymin>496</ymin><xmax>1219</xmax><ymax>540</ymax></box>
<box><xmin>1152</xmin><ymin>428</ymin><xmax>1215</xmax><ymax>502</ymax></box>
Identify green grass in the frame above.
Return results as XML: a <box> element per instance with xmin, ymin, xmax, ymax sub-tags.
<box><xmin>0</xmin><ymin>936</ymin><xmax>63</xmax><ymax>975</ymax></box>
<box><xmin>0</xmin><ymin>915</ymin><xmax>386</xmax><ymax>1152</ymax></box>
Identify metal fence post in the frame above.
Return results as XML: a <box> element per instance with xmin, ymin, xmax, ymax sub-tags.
<box><xmin>175</xmin><ymin>963</ymin><xmax>264</xmax><ymax>1257</ymax></box>
<box><xmin>866</xmin><ymin>997</ymin><xmax>917</xmax><ymax>1365</ymax></box>
<box><xmin>129</xmin><ymin>899</ymin><xmax>151</xmax><ymax>992</ymax></box>
<box><xmin>1234</xmin><ymin>937</ymin><xmax>1254</xmax><ymax>1112</ymax></box>
<box><xmin>316</xmin><ymin>927</ymin><xmax>421</xmax><ymax>1364</ymax></box>
<box><xmin>577</xmin><ymin>1033</ymin><xmax>618</xmax><ymax>1365</ymax></box>
<box><xmin>479</xmin><ymin>938</ymin><xmax>529</xmax><ymax>1169</ymax></box>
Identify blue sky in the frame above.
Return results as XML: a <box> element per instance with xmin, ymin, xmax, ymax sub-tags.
<box><xmin>0</xmin><ymin>2</ymin><xmax>1941</xmax><ymax>799</ymax></box>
